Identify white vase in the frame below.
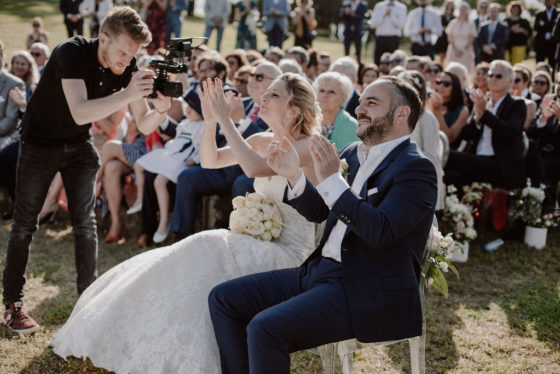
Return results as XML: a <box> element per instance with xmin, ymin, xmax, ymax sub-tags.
<box><xmin>449</xmin><ymin>241</ymin><xmax>469</xmax><ymax>263</ymax></box>
<box><xmin>524</xmin><ymin>225</ymin><xmax>547</xmax><ymax>250</ymax></box>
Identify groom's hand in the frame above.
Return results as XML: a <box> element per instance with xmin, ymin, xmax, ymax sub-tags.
<box><xmin>310</xmin><ymin>134</ymin><xmax>340</xmax><ymax>184</ymax></box>
<box><xmin>266</xmin><ymin>137</ymin><xmax>302</xmax><ymax>187</ymax></box>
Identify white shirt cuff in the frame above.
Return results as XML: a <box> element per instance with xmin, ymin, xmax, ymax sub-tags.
<box><xmin>286</xmin><ymin>170</ymin><xmax>306</xmax><ymax>200</ymax></box>
<box><xmin>536</xmin><ymin>117</ymin><xmax>548</xmax><ymax>128</ymax></box>
<box><xmin>316</xmin><ymin>172</ymin><xmax>350</xmax><ymax>208</ymax></box>
<box><xmin>237</xmin><ymin>117</ymin><xmax>252</xmax><ymax>134</ymax></box>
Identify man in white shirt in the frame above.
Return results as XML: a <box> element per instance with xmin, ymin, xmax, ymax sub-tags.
<box><xmin>368</xmin><ymin>0</ymin><xmax>407</xmax><ymax>65</ymax></box>
<box><xmin>209</xmin><ymin>76</ymin><xmax>437</xmax><ymax>374</ymax></box>
<box><xmin>444</xmin><ymin>60</ymin><xmax>526</xmax><ymax>189</ymax></box>
<box><xmin>404</xmin><ymin>0</ymin><xmax>442</xmax><ymax>59</ymax></box>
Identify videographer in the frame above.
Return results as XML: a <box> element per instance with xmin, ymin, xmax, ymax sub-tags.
<box><xmin>2</xmin><ymin>6</ymin><xmax>171</xmax><ymax>335</ymax></box>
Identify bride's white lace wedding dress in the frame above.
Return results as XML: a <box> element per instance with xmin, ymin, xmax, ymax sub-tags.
<box><xmin>51</xmin><ymin>176</ymin><xmax>319</xmax><ymax>374</ymax></box>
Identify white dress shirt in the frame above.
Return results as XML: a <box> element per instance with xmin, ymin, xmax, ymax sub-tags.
<box><xmin>288</xmin><ymin>135</ymin><xmax>410</xmax><ymax>262</ymax></box>
<box><xmin>368</xmin><ymin>0</ymin><xmax>407</xmax><ymax>37</ymax></box>
<box><xmin>404</xmin><ymin>6</ymin><xmax>442</xmax><ymax>43</ymax></box>
<box><xmin>476</xmin><ymin>93</ymin><xmax>507</xmax><ymax>156</ymax></box>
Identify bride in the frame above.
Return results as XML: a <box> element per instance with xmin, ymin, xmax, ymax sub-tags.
<box><xmin>51</xmin><ymin>73</ymin><xmax>323</xmax><ymax>373</ymax></box>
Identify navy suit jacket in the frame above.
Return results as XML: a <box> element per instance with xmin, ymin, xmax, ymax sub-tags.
<box><xmin>475</xmin><ymin>21</ymin><xmax>509</xmax><ymax>62</ymax></box>
<box><xmin>286</xmin><ymin>139</ymin><xmax>437</xmax><ymax>343</ymax></box>
<box><xmin>339</xmin><ymin>1</ymin><xmax>368</xmax><ymax>35</ymax></box>
<box><xmin>345</xmin><ymin>89</ymin><xmax>360</xmax><ymax>119</ymax></box>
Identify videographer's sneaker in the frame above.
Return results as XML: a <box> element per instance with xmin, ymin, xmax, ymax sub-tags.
<box><xmin>3</xmin><ymin>301</ymin><xmax>40</xmax><ymax>335</ymax></box>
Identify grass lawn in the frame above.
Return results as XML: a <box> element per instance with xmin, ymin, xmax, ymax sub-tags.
<box><xmin>1</xmin><ymin>1</ymin><xmax>559</xmax><ymax>373</ymax></box>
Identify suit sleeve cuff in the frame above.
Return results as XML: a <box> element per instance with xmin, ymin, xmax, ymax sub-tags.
<box><xmin>286</xmin><ymin>170</ymin><xmax>306</xmax><ymax>200</ymax></box>
<box><xmin>316</xmin><ymin>172</ymin><xmax>350</xmax><ymax>208</ymax></box>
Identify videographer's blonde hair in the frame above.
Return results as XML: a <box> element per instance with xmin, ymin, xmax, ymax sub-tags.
<box><xmin>279</xmin><ymin>73</ymin><xmax>321</xmax><ymax>139</ymax></box>
<box><xmin>100</xmin><ymin>6</ymin><xmax>151</xmax><ymax>45</ymax></box>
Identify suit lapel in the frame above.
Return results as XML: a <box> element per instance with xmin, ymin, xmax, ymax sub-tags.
<box><xmin>496</xmin><ymin>94</ymin><xmax>511</xmax><ymax>119</ymax></box>
<box><xmin>358</xmin><ymin>139</ymin><xmax>411</xmax><ymax>196</ymax></box>
<box><xmin>346</xmin><ymin>145</ymin><xmax>360</xmax><ymax>186</ymax></box>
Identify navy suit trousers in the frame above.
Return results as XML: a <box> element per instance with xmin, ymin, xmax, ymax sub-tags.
<box><xmin>208</xmin><ymin>257</ymin><xmax>354</xmax><ymax>374</ymax></box>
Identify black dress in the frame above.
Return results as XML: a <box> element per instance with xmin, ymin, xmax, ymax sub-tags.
<box><xmin>434</xmin><ymin>14</ymin><xmax>455</xmax><ymax>54</ymax></box>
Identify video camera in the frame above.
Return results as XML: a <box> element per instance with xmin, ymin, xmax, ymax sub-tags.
<box><xmin>148</xmin><ymin>37</ymin><xmax>207</xmax><ymax>98</ymax></box>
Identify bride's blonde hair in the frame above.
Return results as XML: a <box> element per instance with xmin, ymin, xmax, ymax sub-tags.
<box><xmin>279</xmin><ymin>73</ymin><xmax>321</xmax><ymax>139</ymax></box>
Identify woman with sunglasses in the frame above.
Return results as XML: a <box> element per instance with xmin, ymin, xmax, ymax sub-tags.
<box><xmin>25</xmin><ymin>17</ymin><xmax>49</xmax><ymax>50</ymax></box>
<box><xmin>531</xmin><ymin>71</ymin><xmax>552</xmax><ymax>99</ymax></box>
<box><xmin>428</xmin><ymin>71</ymin><xmax>469</xmax><ymax>148</ymax></box>
<box><xmin>52</xmin><ymin>73</ymin><xmax>321</xmax><ymax>373</ymax></box>
<box><xmin>445</xmin><ymin>2</ymin><xmax>477</xmax><ymax>75</ymax></box>
<box><xmin>426</xmin><ymin>62</ymin><xmax>442</xmax><ymax>90</ymax></box>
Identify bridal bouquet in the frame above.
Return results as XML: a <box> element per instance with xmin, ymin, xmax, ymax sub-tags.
<box><xmin>514</xmin><ymin>179</ymin><xmax>558</xmax><ymax>228</ymax></box>
<box><xmin>441</xmin><ymin>185</ymin><xmax>477</xmax><ymax>241</ymax></box>
<box><xmin>229</xmin><ymin>193</ymin><xmax>283</xmax><ymax>241</ymax></box>
<box><xmin>422</xmin><ymin>225</ymin><xmax>461</xmax><ymax>298</ymax></box>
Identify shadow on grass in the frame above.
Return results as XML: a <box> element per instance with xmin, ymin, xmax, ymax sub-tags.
<box><xmin>1</xmin><ymin>0</ymin><xmax>60</xmax><ymax>21</ymax></box>
<box><xmin>450</xmin><ymin>229</ymin><xmax>560</xmax><ymax>352</ymax></box>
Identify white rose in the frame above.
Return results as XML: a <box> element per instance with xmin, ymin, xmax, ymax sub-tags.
<box><xmin>441</xmin><ymin>236</ymin><xmax>454</xmax><ymax>249</ymax></box>
<box><xmin>271</xmin><ymin>227</ymin><xmax>282</xmax><ymax>238</ymax></box>
<box><xmin>264</xmin><ymin>220</ymin><xmax>273</xmax><ymax>230</ymax></box>
<box><xmin>259</xmin><ymin>231</ymin><xmax>273</xmax><ymax>241</ymax></box>
<box><xmin>261</xmin><ymin>204</ymin><xmax>276</xmax><ymax>220</ymax></box>
<box><xmin>246</xmin><ymin>222</ymin><xmax>266</xmax><ymax>236</ymax></box>
<box><xmin>232</xmin><ymin>196</ymin><xmax>245</xmax><ymax>209</ymax></box>
<box><xmin>439</xmin><ymin>261</ymin><xmax>449</xmax><ymax>273</ymax></box>
<box><xmin>246</xmin><ymin>193</ymin><xmax>264</xmax><ymax>204</ymax></box>
<box><xmin>456</xmin><ymin>221</ymin><xmax>466</xmax><ymax>233</ymax></box>
<box><xmin>247</xmin><ymin>207</ymin><xmax>259</xmax><ymax>219</ymax></box>
<box><xmin>229</xmin><ymin>211</ymin><xmax>244</xmax><ymax>233</ymax></box>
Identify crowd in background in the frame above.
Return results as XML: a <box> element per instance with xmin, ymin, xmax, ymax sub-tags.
<box><xmin>0</xmin><ymin>0</ymin><xmax>559</xmax><ymax>247</ymax></box>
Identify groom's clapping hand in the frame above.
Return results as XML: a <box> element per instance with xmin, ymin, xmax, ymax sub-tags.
<box><xmin>309</xmin><ymin>134</ymin><xmax>340</xmax><ymax>184</ymax></box>
<box><xmin>266</xmin><ymin>137</ymin><xmax>302</xmax><ymax>187</ymax></box>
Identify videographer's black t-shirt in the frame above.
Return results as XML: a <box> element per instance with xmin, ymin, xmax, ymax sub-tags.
<box><xmin>20</xmin><ymin>36</ymin><xmax>137</xmax><ymax>146</ymax></box>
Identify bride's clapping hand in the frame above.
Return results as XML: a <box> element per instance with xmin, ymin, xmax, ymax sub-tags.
<box><xmin>198</xmin><ymin>81</ymin><xmax>216</xmax><ymax>125</ymax></box>
<box><xmin>266</xmin><ymin>137</ymin><xmax>302</xmax><ymax>186</ymax></box>
<box><xmin>201</xmin><ymin>78</ymin><xmax>233</xmax><ymax>124</ymax></box>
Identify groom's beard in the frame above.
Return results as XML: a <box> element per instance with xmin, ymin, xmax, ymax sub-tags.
<box><xmin>357</xmin><ymin>112</ymin><xmax>394</xmax><ymax>143</ymax></box>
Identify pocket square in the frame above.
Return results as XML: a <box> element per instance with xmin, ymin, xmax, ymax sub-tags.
<box><xmin>367</xmin><ymin>187</ymin><xmax>378</xmax><ymax>196</ymax></box>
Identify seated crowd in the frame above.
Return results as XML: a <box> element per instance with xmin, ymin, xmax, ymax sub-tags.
<box><xmin>0</xmin><ymin>9</ymin><xmax>559</xmax><ymax>251</ymax></box>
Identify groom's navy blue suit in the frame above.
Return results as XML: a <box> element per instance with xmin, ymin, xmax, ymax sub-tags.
<box><xmin>209</xmin><ymin>138</ymin><xmax>437</xmax><ymax>374</ymax></box>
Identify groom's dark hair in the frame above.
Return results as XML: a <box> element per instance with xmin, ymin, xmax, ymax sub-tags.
<box><xmin>377</xmin><ymin>76</ymin><xmax>422</xmax><ymax>132</ymax></box>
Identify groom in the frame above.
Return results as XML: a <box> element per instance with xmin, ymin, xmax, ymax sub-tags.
<box><xmin>208</xmin><ymin>76</ymin><xmax>438</xmax><ymax>374</ymax></box>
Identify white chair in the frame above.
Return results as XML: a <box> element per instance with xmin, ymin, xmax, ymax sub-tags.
<box><xmin>438</xmin><ymin>130</ymin><xmax>450</xmax><ymax>168</ymax></box>
<box><xmin>316</xmin><ymin>283</ymin><xmax>426</xmax><ymax>374</ymax></box>
<box><xmin>315</xmin><ymin>216</ymin><xmax>439</xmax><ymax>374</ymax></box>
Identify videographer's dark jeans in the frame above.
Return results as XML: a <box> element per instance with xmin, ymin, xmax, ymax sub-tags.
<box><xmin>3</xmin><ymin>141</ymin><xmax>99</xmax><ymax>305</ymax></box>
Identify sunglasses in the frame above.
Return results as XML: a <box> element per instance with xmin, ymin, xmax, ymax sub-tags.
<box><xmin>32</xmin><ymin>23</ymin><xmax>40</xmax><ymax>27</ymax></box>
<box><xmin>533</xmin><ymin>80</ymin><xmax>548</xmax><ymax>86</ymax></box>
<box><xmin>30</xmin><ymin>52</ymin><xmax>42</xmax><ymax>57</ymax></box>
<box><xmin>427</xmin><ymin>68</ymin><xmax>441</xmax><ymax>74</ymax></box>
<box><xmin>435</xmin><ymin>80</ymin><xmax>452</xmax><ymax>87</ymax></box>
<box><xmin>391</xmin><ymin>58</ymin><xmax>403</xmax><ymax>64</ymax></box>
<box><xmin>250</xmin><ymin>73</ymin><xmax>273</xmax><ymax>82</ymax></box>
<box><xmin>235</xmin><ymin>78</ymin><xmax>248</xmax><ymax>85</ymax></box>
<box><xmin>487</xmin><ymin>73</ymin><xmax>503</xmax><ymax>79</ymax></box>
